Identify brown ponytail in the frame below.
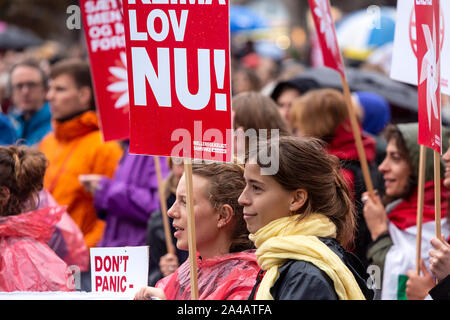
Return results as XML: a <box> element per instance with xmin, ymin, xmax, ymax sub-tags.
<box><xmin>0</xmin><ymin>145</ymin><xmax>48</xmax><ymax>217</ymax></box>
<box><xmin>191</xmin><ymin>162</ymin><xmax>254</xmax><ymax>253</ymax></box>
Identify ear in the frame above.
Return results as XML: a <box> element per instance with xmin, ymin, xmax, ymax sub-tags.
<box><xmin>217</xmin><ymin>204</ymin><xmax>234</xmax><ymax>229</ymax></box>
<box><xmin>289</xmin><ymin>188</ymin><xmax>308</xmax><ymax>213</ymax></box>
<box><xmin>78</xmin><ymin>86</ymin><xmax>92</xmax><ymax>110</ymax></box>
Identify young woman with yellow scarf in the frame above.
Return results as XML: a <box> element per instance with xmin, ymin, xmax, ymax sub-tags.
<box><xmin>239</xmin><ymin>136</ymin><xmax>373</xmax><ymax>300</ymax></box>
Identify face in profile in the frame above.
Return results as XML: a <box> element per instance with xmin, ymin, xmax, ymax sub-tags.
<box><xmin>167</xmin><ymin>174</ymin><xmax>221</xmax><ymax>252</ymax></box>
<box><xmin>378</xmin><ymin>139</ymin><xmax>411</xmax><ymax>198</ymax></box>
<box><xmin>238</xmin><ymin>163</ymin><xmax>293</xmax><ymax>234</ymax></box>
<box><xmin>276</xmin><ymin>88</ymin><xmax>300</xmax><ymax>124</ymax></box>
<box><xmin>47</xmin><ymin>74</ymin><xmax>91</xmax><ymax>121</ymax></box>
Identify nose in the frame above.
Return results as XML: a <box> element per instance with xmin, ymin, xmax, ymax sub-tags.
<box><xmin>46</xmin><ymin>87</ymin><xmax>55</xmax><ymax>101</ymax></box>
<box><xmin>443</xmin><ymin>147</ymin><xmax>450</xmax><ymax>163</ymax></box>
<box><xmin>167</xmin><ymin>202</ymin><xmax>179</xmax><ymax>219</ymax></box>
<box><xmin>238</xmin><ymin>186</ymin><xmax>250</xmax><ymax>207</ymax></box>
<box><xmin>46</xmin><ymin>90</ymin><xmax>53</xmax><ymax>101</ymax></box>
<box><xmin>378</xmin><ymin>158</ymin><xmax>388</xmax><ymax>174</ymax></box>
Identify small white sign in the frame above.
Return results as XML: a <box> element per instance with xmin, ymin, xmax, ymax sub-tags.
<box><xmin>90</xmin><ymin>246</ymin><xmax>149</xmax><ymax>296</ymax></box>
<box><xmin>390</xmin><ymin>0</ymin><xmax>449</xmax><ymax>95</ymax></box>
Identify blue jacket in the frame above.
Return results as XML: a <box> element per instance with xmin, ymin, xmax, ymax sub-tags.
<box><xmin>8</xmin><ymin>102</ymin><xmax>52</xmax><ymax>146</ymax></box>
<box><xmin>0</xmin><ymin>113</ymin><xmax>17</xmax><ymax>146</ymax></box>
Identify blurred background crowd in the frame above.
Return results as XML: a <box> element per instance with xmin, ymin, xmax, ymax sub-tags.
<box><xmin>1</xmin><ymin>0</ymin><xmax>450</xmax><ymax>299</ymax></box>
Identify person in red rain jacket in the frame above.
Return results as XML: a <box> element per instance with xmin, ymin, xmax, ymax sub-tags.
<box><xmin>134</xmin><ymin>162</ymin><xmax>259</xmax><ymax>300</ymax></box>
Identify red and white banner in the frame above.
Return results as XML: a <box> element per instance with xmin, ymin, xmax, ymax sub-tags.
<box><xmin>308</xmin><ymin>0</ymin><xmax>345</xmax><ymax>76</ymax></box>
<box><xmin>80</xmin><ymin>0</ymin><xmax>130</xmax><ymax>142</ymax></box>
<box><xmin>90</xmin><ymin>246</ymin><xmax>148</xmax><ymax>295</ymax></box>
<box><xmin>415</xmin><ymin>0</ymin><xmax>441</xmax><ymax>152</ymax></box>
<box><xmin>122</xmin><ymin>0</ymin><xmax>232</xmax><ymax>162</ymax></box>
<box><xmin>390</xmin><ymin>0</ymin><xmax>449</xmax><ymax>96</ymax></box>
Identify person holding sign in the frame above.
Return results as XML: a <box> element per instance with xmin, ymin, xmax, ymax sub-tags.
<box><xmin>0</xmin><ymin>145</ymin><xmax>72</xmax><ymax>292</ymax></box>
<box><xmin>362</xmin><ymin>123</ymin><xmax>450</xmax><ymax>300</ymax></box>
<box><xmin>39</xmin><ymin>59</ymin><xmax>123</xmax><ymax>249</ymax></box>
<box><xmin>427</xmin><ymin>236</ymin><xmax>450</xmax><ymax>300</ymax></box>
<box><xmin>405</xmin><ymin>140</ymin><xmax>450</xmax><ymax>300</ymax></box>
<box><xmin>135</xmin><ymin>162</ymin><xmax>259</xmax><ymax>300</ymax></box>
<box><xmin>289</xmin><ymin>88</ymin><xmax>383</xmax><ymax>269</ymax></box>
<box><xmin>240</xmin><ymin>136</ymin><xmax>372</xmax><ymax>300</ymax></box>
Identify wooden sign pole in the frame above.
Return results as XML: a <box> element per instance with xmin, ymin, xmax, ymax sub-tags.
<box><xmin>340</xmin><ymin>74</ymin><xmax>375</xmax><ymax>199</ymax></box>
<box><xmin>434</xmin><ymin>150</ymin><xmax>442</xmax><ymax>239</ymax></box>
<box><xmin>415</xmin><ymin>145</ymin><xmax>426</xmax><ymax>274</ymax></box>
<box><xmin>183</xmin><ymin>159</ymin><xmax>199</xmax><ymax>300</ymax></box>
<box><xmin>154</xmin><ymin>156</ymin><xmax>176</xmax><ymax>255</ymax></box>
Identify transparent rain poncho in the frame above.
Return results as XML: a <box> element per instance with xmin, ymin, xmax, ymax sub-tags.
<box><xmin>0</xmin><ymin>206</ymin><xmax>73</xmax><ymax>292</ymax></box>
<box><xmin>156</xmin><ymin>250</ymin><xmax>259</xmax><ymax>300</ymax></box>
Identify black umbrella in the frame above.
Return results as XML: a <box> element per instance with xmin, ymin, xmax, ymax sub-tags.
<box><xmin>295</xmin><ymin>67</ymin><xmax>418</xmax><ymax>112</ymax></box>
<box><xmin>291</xmin><ymin>67</ymin><xmax>450</xmax><ymax>125</ymax></box>
<box><xmin>0</xmin><ymin>21</ymin><xmax>43</xmax><ymax>50</ymax></box>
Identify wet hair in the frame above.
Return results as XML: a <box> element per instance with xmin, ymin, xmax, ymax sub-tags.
<box><xmin>0</xmin><ymin>145</ymin><xmax>47</xmax><ymax>217</ymax></box>
<box><xmin>232</xmin><ymin>68</ymin><xmax>262</xmax><ymax>94</ymax></box>
<box><xmin>192</xmin><ymin>162</ymin><xmax>254</xmax><ymax>253</ymax></box>
<box><xmin>233</xmin><ymin>91</ymin><xmax>291</xmax><ymax>136</ymax></box>
<box><xmin>251</xmin><ymin>136</ymin><xmax>357</xmax><ymax>249</ymax></box>
<box><xmin>289</xmin><ymin>88</ymin><xmax>351</xmax><ymax>143</ymax></box>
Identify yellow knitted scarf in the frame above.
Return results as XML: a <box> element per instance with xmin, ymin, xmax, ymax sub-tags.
<box><xmin>249</xmin><ymin>214</ymin><xmax>366</xmax><ymax>300</ymax></box>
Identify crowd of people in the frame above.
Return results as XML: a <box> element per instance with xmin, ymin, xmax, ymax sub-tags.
<box><xmin>0</xmin><ymin>27</ymin><xmax>449</xmax><ymax>301</ymax></box>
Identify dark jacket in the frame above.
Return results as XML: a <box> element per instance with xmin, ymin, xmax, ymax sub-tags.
<box><xmin>146</xmin><ymin>193</ymin><xmax>188</xmax><ymax>286</ymax></box>
<box><xmin>429</xmin><ymin>276</ymin><xmax>450</xmax><ymax>300</ymax></box>
<box><xmin>249</xmin><ymin>237</ymin><xmax>374</xmax><ymax>300</ymax></box>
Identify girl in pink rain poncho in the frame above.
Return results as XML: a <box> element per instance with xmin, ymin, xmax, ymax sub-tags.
<box><xmin>0</xmin><ymin>146</ymin><xmax>72</xmax><ymax>292</ymax></box>
<box><xmin>135</xmin><ymin>162</ymin><xmax>259</xmax><ymax>300</ymax></box>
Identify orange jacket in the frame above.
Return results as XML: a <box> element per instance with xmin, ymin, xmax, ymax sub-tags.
<box><xmin>40</xmin><ymin>111</ymin><xmax>123</xmax><ymax>248</ymax></box>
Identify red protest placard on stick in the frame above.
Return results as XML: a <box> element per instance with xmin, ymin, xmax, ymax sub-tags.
<box><xmin>415</xmin><ymin>0</ymin><xmax>441</xmax><ymax>153</ymax></box>
<box><xmin>123</xmin><ymin>0</ymin><xmax>232</xmax><ymax>162</ymax></box>
<box><xmin>80</xmin><ymin>0</ymin><xmax>130</xmax><ymax>142</ymax></box>
<box><xmin>308</xmin><ymin>0</ymin><xmax>345</xmax><ymax>76</ymax></box>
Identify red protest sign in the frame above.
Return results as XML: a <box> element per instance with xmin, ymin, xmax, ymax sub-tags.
<box><xmin>308</xmin><ymin>0</ymin><xmax>345</xmax><ymax>76</ymax></box>
<box><xmin>415</xmin><ymin>0</ymin><xmax>441</xmax><ymax>153</ymax></box>
<box><xmin>122</xmin><ymin>0</ymin><xmax>232</xmax><ymax>162</ymax></box>
<box><xmin>80</xmin><ymin>0</ymin><xmax>130</xmax><ymax>142</ymax></box>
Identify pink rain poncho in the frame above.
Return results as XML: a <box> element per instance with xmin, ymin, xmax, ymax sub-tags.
<box><xmin>0</xmin><ymin>206</ymin><xmax>73</xmax><ymax>292</ymax></box>
<box><xmin>39</xmin><ymin>190</ymin><xmax>89</xmax><ymax>271</ymax></box>
<box><xmin>156</xmin><ymin>250</ymin><xmax>259</xmax><ymax>300</ymax></box>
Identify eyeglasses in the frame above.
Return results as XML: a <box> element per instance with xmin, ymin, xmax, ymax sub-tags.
<box><xmin>12</xmin><ymin>81</ymin><xmax>43</xmax><ymax>92</ymax></box>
